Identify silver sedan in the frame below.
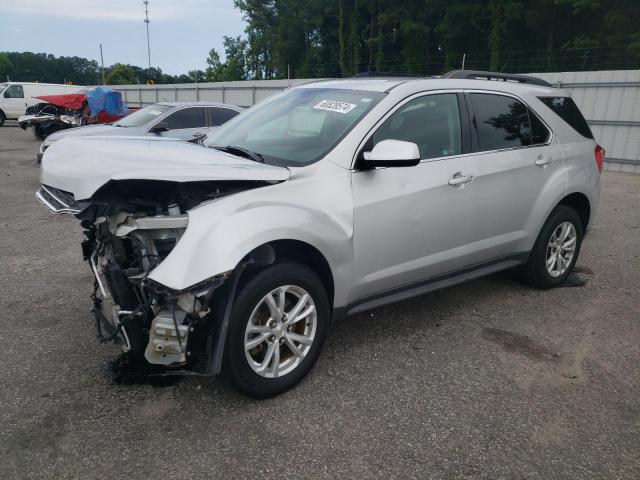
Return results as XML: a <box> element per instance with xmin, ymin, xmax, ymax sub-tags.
<box><xmin>37</xmin><ymin>101</ymin><xmax>243</xmax><ymax>163</ymax></box>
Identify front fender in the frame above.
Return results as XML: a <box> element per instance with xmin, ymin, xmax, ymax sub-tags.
<box><xmin>148</xmin><ymin>171</ymin><xmax>354</xmax><ymax>307</ymax></box>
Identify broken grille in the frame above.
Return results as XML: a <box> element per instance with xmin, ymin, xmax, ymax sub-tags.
<box><xmin>35</xmin><ymin>185</ymin><xmax>81</xmax><ymax>214</ymax></box>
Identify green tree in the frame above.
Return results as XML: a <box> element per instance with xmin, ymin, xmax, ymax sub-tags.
<box><xmin>188</xmin><ymin>69</ymin><xmax>207</xmax><ymax>82</ymax></box>
<box><xmin>206</xmin><ymin>37</ymin><xmax>248</xmax><ymax>81</ymax></box>
<box><xmin>220</xmin><ymin>36</ymin><xmax>248</xmax><ymax>80</ymax></box>
<box><xmin>105</xmin><ymin>63</ymin><xmax>136</xmax><ymax>85</ymax></box>
<box><xmin>206</xmin><ymin>48</ymin><xmax>224</xmax><ymax>80</ymax></box>
<box><xmin>234</xmin><ymin>0</ymin><xmax>640</xmax><ymax>77</ymax></box>
<box><xmin>0</xmin><ymin>53</ymin><xmax>14</xmax><ymax>81</ymax></box>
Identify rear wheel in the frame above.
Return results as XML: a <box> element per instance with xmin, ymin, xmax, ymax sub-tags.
<box><xmin>221</xmin><ymin>262</ymin><xmax>330</xmax><ymax>398</ymax></box>
<box><xmin>519</xmin><ymin>205</ymin><xmax>583</xmax><ymax>289</ymax></box>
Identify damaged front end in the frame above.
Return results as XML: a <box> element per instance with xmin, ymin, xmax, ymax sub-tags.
<box><xmin>19</xmin><ymin>103</ymin><xmax>83</xmax><ymax>139</ymax></box>
<box><xmin>36</xmin><ymin>179</ymin><xmax>267</xmax><ymax>373</ymax></box>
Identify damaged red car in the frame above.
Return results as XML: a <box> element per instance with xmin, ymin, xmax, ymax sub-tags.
<box><xmin>18</xmin><ymin>86</ymin><xmax>135</xmax><ymax>140</ymax></box>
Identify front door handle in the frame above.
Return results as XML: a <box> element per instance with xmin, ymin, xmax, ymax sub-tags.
<box><xmin>448</xmin><ymin>172</ymin><xmax>474</xmax><ymax>186</ymax></box>
<box><xmin>535</xmin><ymin>155</ymin><xmax>553</xmax><ymax>166</ymax></box>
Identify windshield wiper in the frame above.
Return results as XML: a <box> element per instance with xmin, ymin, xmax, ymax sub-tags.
<box><xmin>212</xmin><ymin>145</ymin><xmax>264</xmax><ymax>163</ymax></box>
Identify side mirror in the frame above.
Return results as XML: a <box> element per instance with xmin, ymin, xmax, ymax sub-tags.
<box><xmin>361</xmin><ymin>139</ymin><xmax>421</xmax><ymax>168</ymax></box>
<box><xmin>191</xmin><ymin>130</ymin><xmax>207</xmax><ymax>139</ymax></box>
<box><xmin>187</xmin><ymin>133</ymin><xmax>207</xmax><ymax>144</ymax></box>
<box><xmin>149</xmin><ymin>121</ymin><xmax>170</xmax><ymax>133</ymax></box>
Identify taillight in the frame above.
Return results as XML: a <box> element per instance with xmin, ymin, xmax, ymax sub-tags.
<box><xmin>595</xmin><ymin>144</ymin><xmax>605</xmax><ymax>174</ymax></box>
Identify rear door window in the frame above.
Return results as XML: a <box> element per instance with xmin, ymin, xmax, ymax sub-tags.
<box><xmin>470</xmin><ymin>93</ymin><xmax>530</xmax><ymax>151</ymax></box>
<box><xmin>470</xmin><ymin>93</ymin><xmax>549</xmax><ymax>151</ymax></box>
<box><xmin>372</xmin><ymin>93</ymin><xmax>462</xmax><ymax>160</ymax></box>
<box><xmin>163</xmin><ymin>107</ymin><xmax>206</xmax><ymax>129</ymax></box>
<box><xmin>4</xmin><ymin>85</ymin><xmax>24</xmax><ymax>98</ymax></box>
<box><xmin>538</xmin><ymin>96</ymin><xmax>593</xmax><ymax>139</ymax></box>
<box><xmin>208</xmin><ymin>107</ymin><xmax>239</xmax><ymax>126</ymax></box>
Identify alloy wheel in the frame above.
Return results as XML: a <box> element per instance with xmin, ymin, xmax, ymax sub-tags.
<box><xmin>244</xmin><ymin>285</ymin><xmax>317</xmax><ymax>378</ymax></box>
<box><xmin>545</xmin><ymin>221</ymin><xmax>577</xmax><ymax>277</ymax></box>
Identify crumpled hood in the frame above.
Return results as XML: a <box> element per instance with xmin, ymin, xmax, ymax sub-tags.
<box><xmin>40</xmin><ymin>136</ymin><xmax>290</xmax><ymax>200</ymax></box>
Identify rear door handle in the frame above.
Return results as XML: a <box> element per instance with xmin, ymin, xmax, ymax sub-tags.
<box><xmin>535</xmin><ymin>155</ymin><xmax>553</xmax><ymax>166</ymax></box>
<box><xmin>448</xmin><ymin>172</ymin><xmax>474</xmax><ymax>186</ymax></box>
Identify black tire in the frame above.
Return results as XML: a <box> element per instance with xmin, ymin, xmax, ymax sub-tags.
<box><xmin>221</xmin><ymin>262</ymin><xmax>330</xmax><ymax>398</ymax></box>
<box><xmin>519</xmin><ymin>205</ymin><xmax>583</xmax><ymax>289</ymax></box>
<box><xmin>31</xmin><ymin>125</ymin><xmax>45</xmax><ymax>141</ymax></box>
<box><xmin>0</xmin><ymin>111</ymin><xmax>5</xmax><ymax>127</ymax></box>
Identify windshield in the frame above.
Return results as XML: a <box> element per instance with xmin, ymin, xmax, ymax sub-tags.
<box><xmin>0</xmin><ymin>83</ymin><xmax>7</xmax><ymax>95</ymax></box>
<box><xmin>115</xmin><ymin>103</ymin><xmax>171</xmax><ymax>127</ymax></box>
<box><xmin>203</xmin><ymin>88</ymin><xmax>385</xmax><ymax>166</ymax></box>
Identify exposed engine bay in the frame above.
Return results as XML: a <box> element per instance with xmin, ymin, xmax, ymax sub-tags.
<box><xmin>36</xmin><ymin>179</ymin><xmax>273</xmax><ymax>372</ymax></box>
<box><xmin>19</xmin><ymin>102</ymin><xmax>84</xmax><ymax>139</ymax></box>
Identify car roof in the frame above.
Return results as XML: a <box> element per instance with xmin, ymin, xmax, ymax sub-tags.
<box><xmin>298</xmin><ymin>78</ymin><xmax>414</xmax><ymax>93</ymax></box>
<box><xmin>156</xmin><ymin>101</ymin><xmax>243</xmax><ymax>110</ymax></box>
<box><xmin>298</xmin><ymin>77</ymin><xmax>567</xmax><ymax>97</ymax></box>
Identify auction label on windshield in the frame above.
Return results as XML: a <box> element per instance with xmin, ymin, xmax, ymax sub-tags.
<box><xmin>313</xmin><ymin>100</ymin><xmax>357</xmax><ymax>114</ymax></box>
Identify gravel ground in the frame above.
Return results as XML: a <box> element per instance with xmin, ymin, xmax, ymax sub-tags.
<box><xmin>0</xmin><ymin>122</ymin><xmax>639</xmax><ymax>480</ymax></box>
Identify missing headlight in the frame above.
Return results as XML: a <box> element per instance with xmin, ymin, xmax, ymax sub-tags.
<box><xmin>153</xmin><ymin>237</ymin><xmax>177</xmax><ymax>259</ymax></box>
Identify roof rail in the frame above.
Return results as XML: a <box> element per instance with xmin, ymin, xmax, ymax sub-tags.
<box><xmin>442</xmin><ymin>70</ymin><xmax>551</xmax><ymax>87</ymax></box>
<box><xmin>352</xmin><ymin>71</ymin><xmax>420</xmax><ymax>78</ymax></box>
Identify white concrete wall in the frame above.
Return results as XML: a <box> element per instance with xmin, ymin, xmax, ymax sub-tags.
<box><xmin>110</xmin><ymin>79</ymin><xmax>316</xmax><ymax>108</ymax></box>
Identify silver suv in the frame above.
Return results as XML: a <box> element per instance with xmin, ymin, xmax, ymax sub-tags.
<box><xmin>37</xmin><ymin>71</ymin><xmax>602</xmax><ymax>398</ymax></box>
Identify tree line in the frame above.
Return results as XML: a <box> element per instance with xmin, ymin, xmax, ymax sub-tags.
<box><xmin>234</xmin><ymin>0</ymin><xmax>639</xmax><ymax>78</ymax></box>
<box><xmin>2</xmin><ymin>0</ymin><xmax>638</xmax><ymax>85</ymax></box>
<box><xmin>0</xmin><ymin>51</ymin><xmax>203</xmax><ymax>85</ymax></box>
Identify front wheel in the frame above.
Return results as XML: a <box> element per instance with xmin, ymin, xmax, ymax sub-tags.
<box><xmin>519</xmin><ymin>205</ymin><xmax>583</xmax><ymax>289</ymax></box>
<box><xmin>0</xmin><ymin>111</ymin><xmax>5</xmax><ymax>127</ymax></box>
<box><xmin>221</xmin><ymin>262</ymin><xmax>330</xmax><ymax>398</ymax></box>
<box><xmin>31</xmin><ymin>125</ymin><xmax>45</xmax><ymax>140</ymax></box>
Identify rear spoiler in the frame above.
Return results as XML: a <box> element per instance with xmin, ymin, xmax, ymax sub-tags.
<box><xmin>442</xmin><ymin>70</ymin><xmax>552</xmax><ymax>87</ymax></box>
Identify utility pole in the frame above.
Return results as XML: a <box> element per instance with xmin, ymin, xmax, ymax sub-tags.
<box><xmin>99</xmin><ymin>44</ymin><xmax>105</xmax><ymax>85</ymax></box>
<box><xmin>461</xmin><ymin>53</ymin><xmax>466</xmax><ymax>70</ymax></box>
<box><xmin>144</xmin><ymin>1</ymin><xmax>151</xmax><ymax>69</ymax></box>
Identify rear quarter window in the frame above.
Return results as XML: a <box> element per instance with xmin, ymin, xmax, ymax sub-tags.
<box><xmin>209</xmin><ymin>107</ymin><xmax>239</xmax><ymax>126</ymax></box>
<box><xmin>163</xmin><ymin>107</ymin><xmax>206</xmax><ymax>129</ymax></box>
<box><xmin>538</xmin><ymin>97</ymin><xmax>593</xmax><ymax>139</ymax></box>
<box><xmin>529</xmin><ymin>111</ymin><xmax>551</xmax><ymax>145</ymax></box>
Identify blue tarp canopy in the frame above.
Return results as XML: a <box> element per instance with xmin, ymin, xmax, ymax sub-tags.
<box><xmin>86</xmin><ymin>87</ymin><xmax>128</xmax><ymax>116</ymax></box>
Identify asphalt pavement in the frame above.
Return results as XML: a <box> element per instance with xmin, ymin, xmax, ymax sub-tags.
<box><xmin>0</xmin><ymin>122</ymin><xmax>638</xmax><ymax>479</ymax></box>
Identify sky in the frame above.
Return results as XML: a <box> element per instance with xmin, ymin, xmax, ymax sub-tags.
<box><xmin>0</xmin><ymin>0</ymin><xmax>247</xmax><ymax>75</ymax></box>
